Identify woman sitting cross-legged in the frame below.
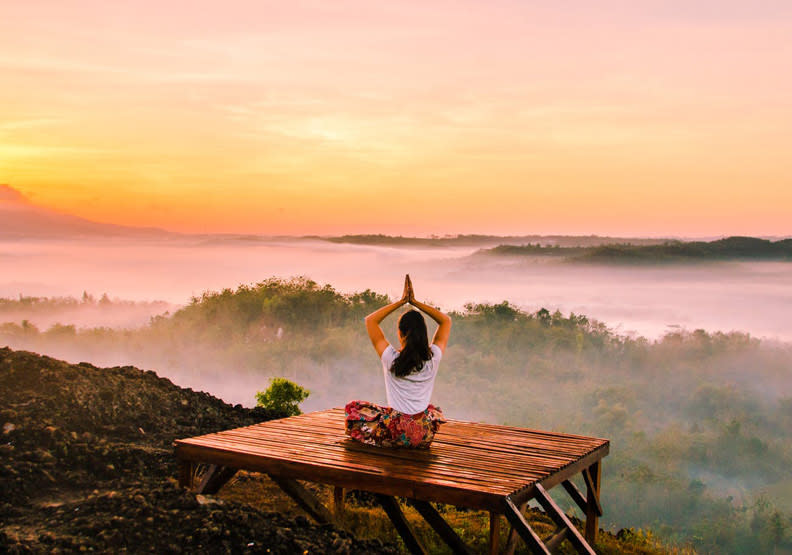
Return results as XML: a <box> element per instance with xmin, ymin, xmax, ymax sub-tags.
<box><xmin>345</xmin><ymin>275</ymin><xmax>451</xmax><ymax>448</ymax></box>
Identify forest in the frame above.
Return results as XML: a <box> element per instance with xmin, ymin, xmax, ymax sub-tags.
<box><xmin>481</xmin><ymin>236</ymin><xmax>792</xmax><ymax>264</ymax></box>
<box><xmin>320</xmin><ymin>234</ymin><xmax>667</xmax><ymax>249</ymax></box>
<box><xmin>1</xmin><ymin>278</ymin><xmax>791</xmax><ymax>553</ymax></box>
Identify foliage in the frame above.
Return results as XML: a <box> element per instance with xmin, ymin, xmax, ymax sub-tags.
<box><xmin>0</xmin><ymin>293</ymin><xmax>169</xmax><ymax>312</ymax></box>
<box><xmin>481</xmin><ymin>236</ymin><xmax>792</xmax><ymax>264</ymax></box>
<box><xmin>2</xmin><ymin>277</ymin><xmax>792</xmax><ymax>553</ymax></box>
<box><xmin>255</xmin><ymin>378</ymin><xmax>310</xmax><ymax>416</ymax></box>
<box><xmin>325</xmin><ymin>234</ymin><xmax>667</xmax><ymax>248</ymax></box>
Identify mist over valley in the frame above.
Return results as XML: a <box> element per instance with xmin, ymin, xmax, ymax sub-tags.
<box><xmin>2</xmin><ymin>202</ymin><xmax>791</xmax><ymax>551</ymax></box>
<box><xmin>2</xmin><ymin>234</ymin><xmax>791</xmax><ymax>341</ymax></box>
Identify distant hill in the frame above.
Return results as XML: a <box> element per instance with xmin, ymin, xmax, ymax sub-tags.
<box><xmin>319</xmin><ymin>233</ymin><xmax>671</xmax><ymax>248</ymax></box>
<box><xmin>0</xmin><ymin>185</ymin><xmax>173</xmax><ymax>239</ymax></box>
<box><xmin>479</xmin><ymin>236</ymin><xmax>792</xmax><ymax>263</ymax></box>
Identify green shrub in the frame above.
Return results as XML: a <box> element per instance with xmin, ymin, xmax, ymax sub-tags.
<box><xmin>255</xmin><ymin>378</ymin><xmax>310</xmax><ymax>416</ymax></box>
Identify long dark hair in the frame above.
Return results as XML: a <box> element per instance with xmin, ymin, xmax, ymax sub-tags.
<box><xmin>391</xmin><ymin>310</ymin><xmax>432</xmax><ymax>377</ymax></box>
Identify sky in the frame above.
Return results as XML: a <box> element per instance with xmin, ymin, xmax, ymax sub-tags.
<box><xmin>1</xmin><ymin>1</ymin><xmax>791</xmax><ymax>236</ymax></box>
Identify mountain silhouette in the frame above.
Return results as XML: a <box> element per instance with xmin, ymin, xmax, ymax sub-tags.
<box><xmin>0</xmin><ymin>185</ymin><xmax>173</xmax><ymax>239</ymax></box>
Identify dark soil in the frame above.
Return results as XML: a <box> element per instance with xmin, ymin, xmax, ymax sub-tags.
<box><xmin>0</xmin><ymin>347</ymin><xmax>397</xmax><ymax>553</ymax></box>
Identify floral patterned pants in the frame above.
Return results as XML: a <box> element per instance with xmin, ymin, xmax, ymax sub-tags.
<box><xmin>344</xmin><ymin>400</ymin><xmax>446</xmax><ymax>448</ymax></box>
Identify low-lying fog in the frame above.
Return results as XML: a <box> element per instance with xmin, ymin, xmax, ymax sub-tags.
<box><xmin>2</xmin><ymin>236</ymin><xmax>790</xmax><ymax>341</ymax></box>
<box><xmin>5</xmin><ymin>235</ymin><xmax>791</xmax><ymax>549</ymax></box>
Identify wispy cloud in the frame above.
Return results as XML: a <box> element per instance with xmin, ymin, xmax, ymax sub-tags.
<box><xmin>0</xmin><ymin>118</ymin><xmax>67</xmax><ymax>131</ymax></box>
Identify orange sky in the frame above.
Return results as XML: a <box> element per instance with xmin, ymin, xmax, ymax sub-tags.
<box><xmin>1</xmin><ymin>1</ymin><xmax>791</xmax><ymax>236</ymax></box>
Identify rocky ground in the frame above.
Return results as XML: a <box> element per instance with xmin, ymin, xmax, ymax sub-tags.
<box><xmin>0</xmin><ymin>347</ymin><xmax>397</xmax><ymax>553</ymax></box>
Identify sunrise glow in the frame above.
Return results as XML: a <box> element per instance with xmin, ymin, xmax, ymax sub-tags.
<box><xmin>2</xmin><ymin>1</ymin><xmax>791</xmax><ymax>235</ymax></box>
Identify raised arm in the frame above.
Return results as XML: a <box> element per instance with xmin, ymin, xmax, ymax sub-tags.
<box><xmin>364</xmin><ymin>277</ymin><xmax>410</xmax><ymax>357</ymax></box>
<box><xmin>406</xmin><ymin>276</ymin><xmax>452</xmax><ymax>354</ymax></box>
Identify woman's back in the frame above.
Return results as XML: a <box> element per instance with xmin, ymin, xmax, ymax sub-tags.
<box><xmin>381</xmin><ymin>343</ymin><xmax>443</xmax><ymax>414</ymax></box>
<box><xmin>345</xmin><ymin>275</ymin><xmax>451</xmax><ymax>448</ymax></box>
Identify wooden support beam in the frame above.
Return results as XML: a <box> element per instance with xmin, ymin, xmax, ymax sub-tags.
<box><xmin>534</xmin><ymin>484</ymin><xmax>594</xmax><ymax>555</ymax></box>
<box><xmin>268</xmin><ymin>475</ymin><xmax>334</xmax><ymax>525</ymax></box>
<box><xmin>195</xmin><ymin>464</ymin><xmax>217</xmax><ymax>492</ymax></box>
<box><xmin>178</xmin><ymin>460</ymin><xmax>194</xmax><ymax>489</ymax></box>
<box><xmin>407</xmin><ymin>499</ymin><xmax>473</xmax><ymax>555</ymax></box>
<box><xmin>502</xmin><ymin>496</ymin><xmax>550</xmax><ymax>555</ymax></box>
<box><xmin>333</xmin><ymin>486</ymin><xmax>345</xmax><ymax>521</ymax></box>
<box><xmin>517</xmin><ymin>442</ymin><xmax>609</xmax><ymax>507</ymax></box>
<box><xmin>582</xmin><ymin>467</ymin><xmax>603</xmax><ymax>518</ymax></box>
<box><xmin>489</xmin><ymin>512</ymin><xmax>500</xmax><ymax>555</ymax></box>
<box><xmin>584</xmin><ymin>461</ymin><xmax>602</xmax><ymax>545</ymax></box>
<box><xmin>195</xmin><ymin>464</ymin><xmax>238</xmax><ymax>495</ymax></box>
<box><xmin>561</xmin><ymin>479</ymin><xmax>589</xmax><ymax>515</ymax></box>
<box><xmin>504</xmin><ymin>501</ymin><xmax>528</xmax><ymax>555</ymax></box>
<box><xmin>376</xmin><ymin>495</ymin><xmax>427</xmax><ymax>555</ymax></box>
<box><xmin>544</xmin><ymin>527</ymin><xmax>568</xmax><ymax>553</ymax></box>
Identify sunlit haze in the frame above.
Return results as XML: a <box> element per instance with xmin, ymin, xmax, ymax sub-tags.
<box><xmin>2</xmin><ymin>1</ymin><xmax>791</xmax><ymax>235</ymax></box>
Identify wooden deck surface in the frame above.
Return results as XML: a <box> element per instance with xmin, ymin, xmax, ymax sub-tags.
<box><xmin>175</xmin><ymin>407</ymin><xmax>609</xmax><ymax>513</ymax></box>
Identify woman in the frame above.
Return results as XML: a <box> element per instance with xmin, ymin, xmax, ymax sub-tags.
<box><xmin>345</xmin><ymin>275</ymin><xmax>452</xmax><ymax>448</ymax></box>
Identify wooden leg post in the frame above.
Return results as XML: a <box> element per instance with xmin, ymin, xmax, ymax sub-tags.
<box><xmin>502</xmin><ymin>496</ymin><xmax>550</xmax><ymax>555</ymax></box>
<box><xmin>268</xmin><ymin>475</ymin><xmax>334</xmax><ymax>525</ymax></box>
<box><xmin>534</xmin><ymin>483</ymin><xmax>595</xmax><ymax>555</ymax></box>
<box><xmin>489</xmin><ymin>512</ymin><xmax>500</xmax><ymax>555</ymax></box>
<box><xmin>376</xmin><ymin>495</ymin><xmax>427</xmax><ymax>555</ymax></box>
<box><xmin>561</xmin><ymin>479</ymin><xmax>588</xmax><ymax>515</ymax></box>
<box><xmin>195</xmin><ymin>464</ymin><xmax>238</xmax><ymax>495</ymax></box>
<box><xmin>504</xmin><ymin>500</ymin><xmax>528</xmax><ymax>555</ymax></box>
<box><xmin>408</xmin><ymin>499</ymin><xmax>472</xmax><ymax>555</ymax></box>
<box><xmin>584</xmin><ymin>461</ymin><xmax>602</xmax><ymax>545</ymax></box>
<box><xmin>178</xmin><ymin>460</ymin><xmax>194</xmax><ymax>489</ymax></box>
<box><xmin>333</xmin><ymin>486</ymin><xmax>345</xmax><ymax>522</ymax></box>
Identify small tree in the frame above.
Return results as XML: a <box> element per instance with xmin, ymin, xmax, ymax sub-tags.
<box><xmin>255</xmin><ymin>378</ymin><xmax>310</xmax><ymax>416</ymax></box>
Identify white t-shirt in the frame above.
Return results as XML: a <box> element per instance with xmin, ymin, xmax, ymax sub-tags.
<box><xmin>381</xmin><ymin>343</ymin><xmax>443</xmax><ymax>415</ymax></box>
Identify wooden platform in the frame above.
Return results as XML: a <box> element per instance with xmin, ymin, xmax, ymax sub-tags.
<box><xmin>175</xmin><ymin>408</ymin><xmax>609</xmax><ymax>554</ymax></box>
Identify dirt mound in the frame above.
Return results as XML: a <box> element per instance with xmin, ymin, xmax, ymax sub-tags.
<box><xmin>0</xmin><ymin>347</ymin><xmax>396</xmax><ymax>553</ymax></box>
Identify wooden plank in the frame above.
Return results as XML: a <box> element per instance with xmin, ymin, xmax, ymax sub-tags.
<box><xmin>489</xmin><ymin>512</ymin><xmax>500</xmax><ymax>555</ymax></box>
<box><xmin>584</xmin><ymin>461</ymin><xmax>602</xmax><ymax>545</ymax></box>
<box><xmin>226</xmin><ymin>425</ymin><xmax>591</xmax><ymax>469</ymax></box>
<box><xmin>408</xmin><ymin>499</ymin><xmax>473</xmax><ymax>555</ymax></box>
<box><xmin>176</xmin><ymin>442</ymin><xmax>505</xmax><ymax>511</ymax></box>
<box><xmin>186</xmin><ymin>413</ymin><xmax>607</xmax><ymax>455</ymax></box>
<box><xmin>281</xmin><ymin>409</ymin><xmax>609</xmax><ymax>456</ymax></box>
<box><xmin>180</xmin><ymin>439</ymin><xmax>569</xmax><ymax>497</ymax></box>
<box><xmin>209</xmin><ymin>431</ymin><xmax>542</xmax><ymax>486</ymax></box>
<box><xmin>186</xmin><ymin>431</ymin><xmax>538</xmax><ymax>488</ymax></box>
<box><xmin>534</xmin><ymin>483</ymin><xmax>594</xmax><ymax>555</ymax></box>
<box><xmin>182</xmin><ymin>422</ymin><xmax>605</xmax><ymax>474</ymax></box>
<box><xmin>502</xmin><ymin>496</ymin><xmax>550</xmax><ymax>555</ymax></box>
<box><xmin>561</xmin><ymin>479</ymin><xmax>588</xmax><ymax>515</ymax></box>
<box><xmin>337</xmin><ymin>436</ymin><xmax>571</xmax><ymax>473</ymax></box>
<box><xmin>174</xmin><ymin>409</ymin><xmax>610</xmax><ymax>519</ymax></box>
<box><xmin>177</xmin><ymin>438</ymin><xmax>521</xmax><ymax>495</ymax></box>
<box><xmin>376</xmin><ymin>495</ymin><xmax>427</xmax><ymax>555</ymax></box>
<box><xmin>267</xmin><ymin>474</ymin><xmax>334</xmax><ymax>525</ymax></box>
